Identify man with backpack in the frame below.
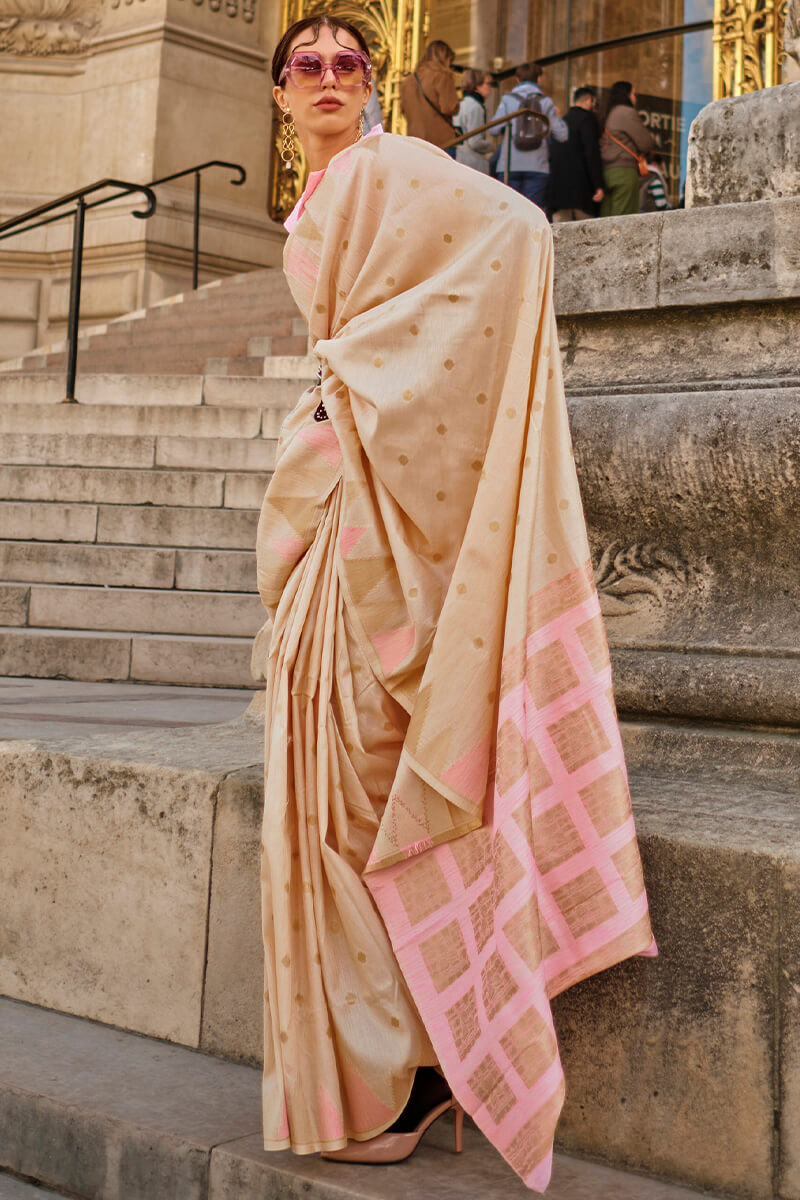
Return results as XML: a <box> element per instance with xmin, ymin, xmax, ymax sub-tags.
<box><xmin>490</xmin><ymin>61</ymin><xmax>568</xmax><ymax>216</ymax></box>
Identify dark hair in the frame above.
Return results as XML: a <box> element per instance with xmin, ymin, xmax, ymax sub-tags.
<box><xmin>573</xmin><ymin>85</ymin><xmax>597</xmax><ymax>103</ymax></box>
<box><xmin>516</xmin><ymin>60</ymin><xmax>543</xmax><ymax>83</ymax></box>
<box><xmin>419</xmin><ymin>39</ymin><xmax>454</xmax><ymax>68</ymax></box>
<box><xmin>602</xmin><ymin>80</ymin><xmax>634</xmax><ymax>125</ymax></box>
<box><xmin>461</xmin><ymin>67</ymin><xmax>489</xmax><ymax>93</ymax></box>
<box><xmin>272</xmin><ymin>13</ymin><xmax>370</xmax><ymax>85</ymax></box>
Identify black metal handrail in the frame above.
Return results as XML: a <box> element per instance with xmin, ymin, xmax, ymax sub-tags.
<box><xmin>444</xmin><ymin>107</ymin><xmax>552</xmax><ymax>184</ymax></box>
<box><xmin>147</xmin><ymin>160</ymin><xmax>246</xmax><ymax>290</ymax></box>
<box><xmin>0</xmin><ymin>179</ymin><xmax>157</xmax><ymax>401</ymax></box>
<box><xmin>0</xmin><ymin>160</ymin><xmax>246</xmax><ymax>400</ymax></box>
<box><xmin>489</xmin><ymin>19</ymin><xmax>714</xmax><ymax>80</ymax></box>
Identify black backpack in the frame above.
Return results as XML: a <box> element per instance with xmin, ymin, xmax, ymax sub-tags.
<box><xmin>512</xmin><ymin>91</ymin><xmax>546</xmax><ymax>151</ymax></box>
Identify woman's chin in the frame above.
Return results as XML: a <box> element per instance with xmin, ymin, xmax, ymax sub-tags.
<box><xmin>304</xmin><ymin>110</ymin><xmax>358</xmax><ymax>138</ymax></box>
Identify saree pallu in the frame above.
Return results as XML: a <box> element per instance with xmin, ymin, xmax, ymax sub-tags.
<box><xmin>256</xmin><ymin>131</ymin><xmax>655</xmax><ymax>1190</ymax></box>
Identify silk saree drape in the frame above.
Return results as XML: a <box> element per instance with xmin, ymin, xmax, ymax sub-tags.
<box><xmin>256</xmin><ymin>130</ymin><xmax>654</xmax><ymax>1190</ymax></box>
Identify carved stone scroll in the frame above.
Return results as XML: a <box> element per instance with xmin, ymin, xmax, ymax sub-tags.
<box><xmin>0</xmin><ymin>0</ymin><xmax>100</xmax><ymax>53</ymax></box>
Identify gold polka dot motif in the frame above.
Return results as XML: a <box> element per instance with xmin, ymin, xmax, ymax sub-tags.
<box><xmin>484</xmin><ymin>327</ymin><xmax>494</xmax><ymax>338</ymax></box>
<box><xmin>436</xmin><ymin>490</ymin><xmax>446</xmax><ymax>501</ymax></box>
<box><xmin>443</xmin><ymin>233</ymin><xmax>453</xmax><ymax>243</ymax></box>
<box><xmin>315</xmin><ymin>303</ymin><xmax>325</xmax><ymax>313</ymax></box>
<box><xmin>403</xmin><ymin>389</ymin><xmax>413</xmax><ymax>401</ymax></box>
<box><xmin>457</xmin><ymin>583</ymin><xmax>467</xmax><ymax>594</ymax></box>
<box><xmin>408</xmin><ymin>586</ymin><xmax>418</xmax><ymax>597</ymax></box>
<box><xmin>357</xmin><ymin>951</ymin><xmax>367</xmax><ymax>962</ymax></box>
<box><xmin>385</xmin><ymin>275</ymin><xmax>395</xmax><ymax>286</ymax></box>
<box><xmin>376</xmin><ymin>178</ymin><xmax>385</xmax><ymax>189</ymax></box>
<box><xmin>280</xmin><ymin>1031</ymin><xmax>288</xmax><ymax>1044</ymax></box>
<box><xmin>282</xmin><ymin>955</ymin><xmax>291</xmax><ymax>967</ymax></box>
<box><xmin>448</xmin><ymin>294</ymin><xmax>459</xmax><ymax>303</ymax></box>
<box><xmin>474</xmin><ymin>637</ymin><xmax>484</xmax><ymax>649</ymax></box>
<box><xmin>436</xmin><ymin>423</ymin><xmax>447</xmax><ymax>435</ymax></box>
<box><xmin>476</xmin><ymin>393</ymin><xmax>488</xmax><ymax>405</ymax></box>
<box><xmin>471</xmin><ymin>459</ymin><xmax>482</xmax><ymax>471</ymax></box>
<box><xmin>454</xmin><ymin>187</ymin><xmax>464</xmax><ymax>198</ymax></box>
<box><xmin>396</xmin><ymin>227</ymin><xmax>405</xmax><ymax>238</ymax></box>
<box><xmin>373</xmin><ymin>356</ymin><xmax>383</xmax><ymax>367</ymax></box>
<box><xmin>490</xmin><ymin>260</ymin><xmax>502</xmax><ymax>271</ymax></box>
<box><xmin>410</xmin><ymin>323</ymin><xmax>419</xmax><ymax>336</ymax></box>
<box><xmin>547</xmin><ymin>552</ymin><xmax>558</xmax><ymax>563</ymax></box>
<box><xmin>499</xmin><ymin>201</ymin><xmax>509</xmax><ymax>210</ymax></box>
<box><xmin>398</xmin><ymin>454</ymin><xmax>409</xmax><ymax>465</ymax></box>
<box><xmin>391</xmin><ymin>1017</ymin><xmax>401</xmax><ymax>1028</ymax></box>
<box><xmin>444</xmin><ymin>359</ymin><xmax>454</xmax><ymax>370</ymax></box>
<box><xmin>489</xmin><ymin>521</ymin><xmax>499</xmax><ymax>531</ymax></box>
<box><xmin>410</xmin><ymin>178</ymin><xmax>420</xmax><ymax>188</ymax></box>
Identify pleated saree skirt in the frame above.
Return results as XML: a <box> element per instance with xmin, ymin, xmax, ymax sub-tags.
<box><xmin>260</xmin><ymin>483</ymin><xmax>436</xmax><ymax>1155</ymax></box>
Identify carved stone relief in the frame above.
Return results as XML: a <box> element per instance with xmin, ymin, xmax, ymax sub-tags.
<box><xmin>594</xmin><ymin>541</ymin><xmax>697</xmax><ymax>618</ymax></box>
<box><xmin>0</xmin><ymin>0</ymin><xmax>100</xmax><ymax>53</ymax></box>
<box><xmin>172</xmin><ymin>0</ymin><xmax>256</xmax><ymax>20</ymax></box>
<box><xmin>786</xmin><ymin>0</ymin><xmax>800</xmax><ymax>64</ymax></box>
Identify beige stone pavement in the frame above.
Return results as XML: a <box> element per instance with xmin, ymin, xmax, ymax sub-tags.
<box><xmin>0</xmin><ymin>677</ymin><xmax>255</xmax><ymax>740</ymax></box>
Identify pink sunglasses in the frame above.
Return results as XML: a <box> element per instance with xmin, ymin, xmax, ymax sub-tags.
<box><xmin>280</xmin><ymin>50</ymin><xmax>372</xmax><ymax>89</ymax></box>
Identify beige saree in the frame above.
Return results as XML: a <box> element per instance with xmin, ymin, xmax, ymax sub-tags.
<box><xmin>256</xmin><ymin>131</ymin><xmax>655</xmax><ymax>1189</ymax></box>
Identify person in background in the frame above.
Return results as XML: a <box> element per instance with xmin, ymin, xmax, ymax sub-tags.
<box><xmin>640</xmin><ymin>154</ymin><xmax>671</xmax><ymax>212</ymax></box>
<box><xmin>549</xmin><ymin>85</ymin><xmax>604</xmax><ymax>222</ymax></box>
<box><xmin>600</xmin><ymin>80</ymin><xmax>655</xmax><ymax>217</ymax></box>
<box><xmin>399</xmin><ymin>39</ymin><xmax>459</xmax><ymax>152</ymax></box>
<box><xmin>453</xmin><ymin>67</ymin><xmax>494</xmax><ymax>173</ymax></box>
<box><xmin>490</xmin><ymin>60</ymin><xmax>568</xmax><ymax>216</ymax></box>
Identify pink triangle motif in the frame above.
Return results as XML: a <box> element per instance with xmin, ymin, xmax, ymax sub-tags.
<box><xmin>372</xmin><ymin>625</ymin><xmax>415</xmax><ymax>676</ymax></box>
<box><xmin>440</xmin><ymin>735</ymin><xmax>491</xmax><ymax>805</ymax></box>
<box><xmin>270</xmin><ymin>534</ymin><xmax>306</xmax><ymax>561</ymax></box>
<box><xmin>340</xmin><ymin>525</ymin><xmax>368</xmax><ymax>558</ymax></box>
<box><xmin>298</xmin><ymin>423</ymin><xmax>342</xmax><ymax>466</ymax></box>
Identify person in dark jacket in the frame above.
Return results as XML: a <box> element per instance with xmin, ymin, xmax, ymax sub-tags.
<box><xmin>549</xmin><ymin>85</ymin><xmax>604</xmax><ymax>221</ymax></box>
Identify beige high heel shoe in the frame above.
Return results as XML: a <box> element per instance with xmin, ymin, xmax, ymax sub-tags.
<box><xmin>320</xmin><ymin>1098</ymin><xmax>464</xmax><ymax>1164</ymax></box>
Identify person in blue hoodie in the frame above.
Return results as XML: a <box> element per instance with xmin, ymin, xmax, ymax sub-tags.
<box><xmin>490</xmin><ymin>61</ymin><xmax>568</xmax><ymax>216</ymax></box>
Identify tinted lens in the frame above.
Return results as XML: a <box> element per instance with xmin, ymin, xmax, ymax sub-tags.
<box><xmin>290</xmin><ymin>53</ymin><xmax>325</xmax><ymax>86</ymax></box>
<box><xmin>333</xmin><ymin>53</ymin><xmax>365</xmax><ymax>84</ymax></box>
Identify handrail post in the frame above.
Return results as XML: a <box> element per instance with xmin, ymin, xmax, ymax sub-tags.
<box><xmin>65</xmin><ymin>197</ymin><xmax>86</xmax><ymax>403</ymax></box>
<box><xmin>193</xmin><ymin>170</ymin><xmax>201</xmax><ymax>290</ymax></box>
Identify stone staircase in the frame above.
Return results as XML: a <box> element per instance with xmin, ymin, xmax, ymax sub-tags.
<box><xmin>0</xmin><ymin>269</ymin><xmax>316</xmax><ymax>688</ymax></box>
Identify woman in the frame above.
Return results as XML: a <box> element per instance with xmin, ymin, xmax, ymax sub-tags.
<box><xmin>600</xmin><ymin>80</ymin><xmax>655</xmax><ymax>217</ymax></box>
<box><xmin>262</xmin><ymin>13</ymin><xmax>655</xmax><ymax>1191</ymax></box>
<box><xmin>399</xmin><ymin>39</ymin><xmax>460</xmax><ymax>150</ymax></box>
<box><xmin>454</xmin><ymin>67</ymin><xmax>495</xmax><ymax>173</ymax></box>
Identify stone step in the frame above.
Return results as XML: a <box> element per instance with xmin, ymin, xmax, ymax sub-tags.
<box><xmin>0</xmin><ymin>432</ymin><xmax>157</xmax><ymax>469</ymax></box>
<box><xmin>0</xmin><ymin>541</ymin><xmax>176</xmax><ymax>589</ymax></box>
<box><xmin>95</xmin><ymin>504</ymin><xmax>259</xmax><ymax>549</ymax></box>
<box><xmin>0</xmin><ymin>465</ymin><xmax>269</xmax><ymax>508</ymax></box>
<box><xmin>0</xmin><ymin>500</ymin><xmax>258</xmax><ymax>547</ymax></box>
<box><xmin>0</xmin><ymin>376</ymin><xmax>304</xmax><ymax>411</ymax></box>
<box><xmin>0</xmin><ymin>541</ymin><xmax>256</xmax><ymax>592</ymax></box>
<box><xmin>0</xmin><ymin>465</ymin><xmax>220</xmax><ymax>508</ymax></box>
<box><xmin>0</xmin><ymin>1172</ymin><xmax>70</xmax><ymax>1199</ymax></box>
<box><xmin>22</xmin><ymin>584</ymin><xmax>264</xmax><ymax>638</ymax></box>
<box><xmin>0</xmin><ymin>433</ymin><xmax>276</xmax><ymax>472</ymax></box>
<box><xmin>0</xmin><ymin>996</ymin><xmax>714</xmax><ymax>1200</ymax></box>
<box><xmin>0</xmin><ymin>403</ymin><xmax>271</xmax><ymax>440</ymax></box>
<box><xmin>0</xmin><ymin>628</ymin><xmax>254</xmax><ymax>685</ymax></box>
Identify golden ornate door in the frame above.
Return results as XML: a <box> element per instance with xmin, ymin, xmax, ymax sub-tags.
<box><xmin>713</xmin><ymin>0</ymin><xmax>787</xmax><ymax>96</ymax></box>
<box><xmin>268</xmin><ymin>0</ymin><xmax>428</xmax><ymax>221</ymax></box>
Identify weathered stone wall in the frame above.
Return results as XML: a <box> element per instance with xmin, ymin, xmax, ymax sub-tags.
<box><xmin>686</xmin><ymin>82</ymin><xmax>800</xmax><ymax>207</ymax></box>
<box><xmin>0</xmin><ymin>0</ymin><xmax>285</xmax><ymax>357</ymax></box>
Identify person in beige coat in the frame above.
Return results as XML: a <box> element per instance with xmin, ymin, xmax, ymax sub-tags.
<box><xmin>399</xmin><ymin>40</ymin><xmax>459</xmax><ymax>152</ymax></box>
<box><xmin>600</xmin><ymin>80</ymin><xmax>655</xmax><ymax>216</ymax></box>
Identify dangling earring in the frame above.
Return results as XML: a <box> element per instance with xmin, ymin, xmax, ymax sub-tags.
<box><xmin>280</xmin><ymin>109</ymin><xmax>296</xmax><ymax>165</ymax></box>
<box><xmin>357</xmin><ymin>107</ymin><xmax>365</xmax><ymax>139</ymax></box>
